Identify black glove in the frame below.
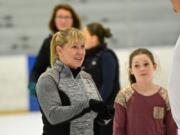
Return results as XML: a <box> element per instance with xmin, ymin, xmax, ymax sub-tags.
<box><xmin>89</xmin><ymin>99</ymin><xmax>106</xmax><ymax>113</ymax></box>
<box><xmin>89</xmin><ymin>99</ymin><xmax>115</xmax><ymax>120</ymax></box>
<box><xmin>97</xmin><ymin>106</ymin><xmax>115</xmax><ymax>120</ymax></box>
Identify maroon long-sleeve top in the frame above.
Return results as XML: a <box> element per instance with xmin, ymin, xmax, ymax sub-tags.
<box><xmin>113</xmin><ymin>86</ymin><xmax>177</xmax><ymax>135</ymax></box>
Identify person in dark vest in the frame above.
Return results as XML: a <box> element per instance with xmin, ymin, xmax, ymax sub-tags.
<box><xmin>83</xmin><ymin>22</ymin><xmax>120</xmax><ymax>135</ymax></box>
<box><xmin>28</xmin><ymin>4</ymin><xmax>81</xmax><ymax>96</ymax></box>
<box><xmin>36</xmin><ymin>28</ymin><xmax>114</xmax><ymax>135</ymax></box>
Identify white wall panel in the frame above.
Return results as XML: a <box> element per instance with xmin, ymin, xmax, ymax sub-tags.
<box><xmin>0</xmin><ymin>55</ymin><xmax>28</xmax><ymax>112</ymax></box>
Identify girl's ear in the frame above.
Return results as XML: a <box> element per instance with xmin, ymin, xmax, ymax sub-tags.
<box><xmin>153</xmin><ymin>63</ymin><xmax>157</xmax><ymax>70</ymax></box>
<box><xmin>129</xmin><ymin>68</ymin><xmax>133</xmax><ymax>75</ymax></box>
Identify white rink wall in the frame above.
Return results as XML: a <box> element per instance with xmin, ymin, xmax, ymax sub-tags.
<box><xmin>0</xmin><ymin>46</ymin><xmax>174</xmax><ymax>112</ymax></box>
<box><xmin>0</xmin><ymin>55</ymin><xmax>29</xmax><ymax>112</ymax></box>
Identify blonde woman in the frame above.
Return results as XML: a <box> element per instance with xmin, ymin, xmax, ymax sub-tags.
<box><xmin>36</xmin><ymin>28</ymin><xmax>113</xmax><ymax>135</ymax></box>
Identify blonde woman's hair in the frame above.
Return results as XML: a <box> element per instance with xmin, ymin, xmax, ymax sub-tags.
<box><xmin>50</xmin><ymin>27</ymin><xmax>86</xmax><ymax>66</ymax></box>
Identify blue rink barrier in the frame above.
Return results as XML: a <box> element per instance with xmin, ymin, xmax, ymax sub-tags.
<box><xmin>27</xmin><ymin>55</ymin><xmax>39</xmax><ymax>111</ymax></box>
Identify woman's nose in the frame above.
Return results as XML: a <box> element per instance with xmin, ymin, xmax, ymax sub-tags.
<box><xmin>78</xmin><ymin>48</ymin><xmax>85</xmax><ymax>55</ymax></box>
<box><xmin>139</xmin><ymin>66</ymin><xmax>146</xmax><ymax>71</ymax></box>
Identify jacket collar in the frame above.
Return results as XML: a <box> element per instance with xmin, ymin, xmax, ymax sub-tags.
<box><xmin>53</xmin><ymin>59</ymin><xmax>83</xmax><ymax>78</ymax></box>
<box><xmin>86</xmin><ymin>43</ymin><xmax>107</xmax><ymax>56</ymax></box>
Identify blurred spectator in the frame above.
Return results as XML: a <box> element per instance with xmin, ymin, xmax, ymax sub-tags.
<box><xmin>28</xmin><ymin>4</ymin><xmax>81</xmax><ymax>96</ymax></box>
<box><xmin>83</xmin><ymin>22</ymin><xmax>120</xmax><ymax>135</ymax></box>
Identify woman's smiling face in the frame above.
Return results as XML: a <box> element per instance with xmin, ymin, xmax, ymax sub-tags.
<box><xmin>57</xmin><ymin>41</ymin><xmax>85</xmax><ymax>69</ymax></box>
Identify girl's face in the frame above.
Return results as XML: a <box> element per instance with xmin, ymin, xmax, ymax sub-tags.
<box><xmin>130</xmin><ymin>54</ymin><xmax>156</xmax><ymax>83</ymax></box>
<box><xmin>55</xmin><ymin>9</ymin><xmax>73</xmax><ymax>30</ymax></box>
<box><xmin>56</xmin><ymin>41</ymin><xmax>85</xmax><ymax>69</ymax></box>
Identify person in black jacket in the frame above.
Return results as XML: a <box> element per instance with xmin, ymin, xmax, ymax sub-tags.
<box><xmin>83</xmin><ymin>22</ymin><xmax>120</xmax><ymax>135</ymax></box>
<box><xmin>28</xmin><ymin>4</ymin><xmax>81</xmax><ymax>96</ymax></box>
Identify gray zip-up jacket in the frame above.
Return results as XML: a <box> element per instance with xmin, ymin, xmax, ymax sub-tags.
<box><xmin>36</xmin><ymin>60</ymin><xmax>101</xmax><ymax>135</ymax></box>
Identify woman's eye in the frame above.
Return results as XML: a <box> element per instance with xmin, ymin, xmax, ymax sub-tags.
<box><xmin>72</xmin><ymin>46</ymin><xmax>77</xmax><ymax>49</ymax></box>
<box><xmin>144</xmin><ymin>63</ymin><xmax>149</xmax><ymax>66</ymax></box>
<box><xmin>134</xmin><ymin>64</ymin><xmax>139</xmax><ymax>68</ymax></box>
<box><xmin>81</xmin><ymin>44</ymin><xmax>85</xmax><ymax>49</ymax></box>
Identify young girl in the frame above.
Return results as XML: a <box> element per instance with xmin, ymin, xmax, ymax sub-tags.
<box><xmin>113</xmin><ymin>48</ymin><xmax>177</xmax><ymax>135</ymax></box>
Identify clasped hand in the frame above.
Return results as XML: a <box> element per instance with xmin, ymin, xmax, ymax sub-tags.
<box><xmin>89</xmin><ymin>99</ymin><xmax>114</xmax><ymax>120</ymax></box>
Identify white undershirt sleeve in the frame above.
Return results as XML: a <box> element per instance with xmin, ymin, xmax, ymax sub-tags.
<box><xmin>168</xmin><ymin>35</ymin><xmax>180</xmax><ymax>129</ymax></box>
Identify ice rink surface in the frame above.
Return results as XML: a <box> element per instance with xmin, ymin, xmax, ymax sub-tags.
<box><xmin>0</xmin><ymin>112</ymin><xmax>179</xmax><ymax>135</ymax></box>
<box><xmin>0</xmin><ymin>112</ymin><xmax>42</xmax><ymax>135</ymax></box>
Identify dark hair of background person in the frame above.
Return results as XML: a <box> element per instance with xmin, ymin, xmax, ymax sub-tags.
<box><xmin>87</xmin><ymin>22</ymin><xmax>112</xmax><ymax>44</ymax></box>
<box><xmin>49</xmin><ymin>4</ymin><xmax>81</xmax><ymax>33</ymax></box>
<box><xmin>128</xmin><ymin>48</ymin><xmax>156</xmax><ymax>84</ymax></box>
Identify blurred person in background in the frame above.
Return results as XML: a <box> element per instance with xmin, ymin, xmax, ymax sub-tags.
<box><xmin>83</xmin><ymin>22</ymin><xmax>120</xmax><ymax>135</ymax></box>
<box><xmin>113</xmin><ymin>48</ymin><xmax>177</xmax><ymax>135</ymax></box>
<box><xmin>36</xmin><ymin>28</ymin><xmax>114</xmax><ymax>135</ymax></box>
<box><xmin>28</xmin><ymin>4</ymin><xmax>81</xmax><ymax>96</ymax></box>
<box><xmin>168</xmin><ymin>0</ymin><xmax>180</xmax><ymax>130</ymax></box>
